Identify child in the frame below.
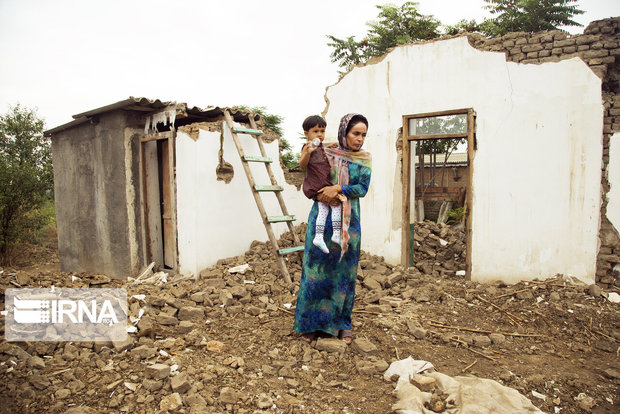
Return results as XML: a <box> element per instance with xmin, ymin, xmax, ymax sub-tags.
<box><xmin>299</xmin><ymin>115</ymin><xmax>344</xmax><ymax>253</ymax></box>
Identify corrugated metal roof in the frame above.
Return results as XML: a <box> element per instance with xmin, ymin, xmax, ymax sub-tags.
<box><xmin>44</xmin><ymin>96</ymin><xmax>258</xmax><ymax>136</ymax></box>
<box><xmin>415</xmin><ymin>152</ymin><xmax>468</xmax><ymax>165</ymax></box>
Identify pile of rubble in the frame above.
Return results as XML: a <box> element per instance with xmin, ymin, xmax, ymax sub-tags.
<box><xmin>0</xmin><ymin>226</ymin><xmax>618</xmax><ymax>413</ymax></box>
<box><xmin>412</xmin><ymin>220</ymin><xmax>466</xmax><ymax>276</ymax></box>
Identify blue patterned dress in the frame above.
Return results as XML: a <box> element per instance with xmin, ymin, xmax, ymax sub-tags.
<box><xmin>293</xmin><ymin>162</ymin><xmax>372</xmax><ymax>336</ymax></box>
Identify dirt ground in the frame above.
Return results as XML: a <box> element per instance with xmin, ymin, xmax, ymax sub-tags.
<box><xmin>0</xmin><ymin>224</ymin><xmax>619</xmax><ymax>413</ymax></box>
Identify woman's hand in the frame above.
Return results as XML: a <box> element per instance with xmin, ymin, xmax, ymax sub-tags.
<box><xmin>317</xmin><ymin>185</ymin><xmax>342</xmax><ymax>206</ymax></box>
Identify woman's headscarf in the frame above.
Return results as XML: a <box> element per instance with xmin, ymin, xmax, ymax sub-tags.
<box><xmin>324</xmin><ymin>113</ymin><xmax>372</xmax><ymax>260</ymax></box>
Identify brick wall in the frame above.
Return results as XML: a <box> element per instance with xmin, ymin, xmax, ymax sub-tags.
<box><xmin>464</xmin><ymin>18</ymin><xmax>620</xmax><ymax>288</ymax></box>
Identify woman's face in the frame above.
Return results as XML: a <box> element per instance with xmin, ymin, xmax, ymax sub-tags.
<box><xmin>345</xmin><ymin>122</ymin><xmax>367</xmax><ymax>151</ymax></box>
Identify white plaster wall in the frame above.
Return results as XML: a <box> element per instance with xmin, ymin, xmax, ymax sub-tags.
<box><xmin>175</xmin><ymin>124</ymin><xmax>310</xmax><ymax>277</ymax></box>
<box><xmin>608</xmin><ymin>132</ymin><xmax>620</xmax><ymax>233</ymax></box>
<box><xmin>324</xmin><ymin>37</ymin><xmax>603</xmax><ymax>284</ymax></box>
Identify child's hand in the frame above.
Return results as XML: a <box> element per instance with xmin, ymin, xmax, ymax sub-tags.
<box><xmin>302</xmin><ymin>143</ymin><xmax>317</xmax><ymax>155</ymax></box>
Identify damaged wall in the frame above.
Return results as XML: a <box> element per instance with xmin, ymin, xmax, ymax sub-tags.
<box><xmin>175</xmin><ymin>123</ymin><xmax>310</xmax><ymax>277</ymax></box>
<box><xmin>323</xmin><ymin>35</ymin><xmax>604</xmax><ymax>284</ymax></box>
<box><xmin>608</xmin><ymin>132</ymin><xmax>620</xmax><ymax>231</ymax></box>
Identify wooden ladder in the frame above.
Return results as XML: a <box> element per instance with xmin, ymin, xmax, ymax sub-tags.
<box><xmin>223</xmin><ymin>109</ymin><xmax>304</xmax><ymax>284</ymax></box>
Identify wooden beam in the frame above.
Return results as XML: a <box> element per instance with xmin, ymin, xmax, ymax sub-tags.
<box><xmin>401</xmin><ymin>117</ymin><xmax>411</xmax><ymax>267</ymax></box>
<box><xmin>407</xmin><ymin>133</ymin><xmax>468</xmax><ymax>141</ymax></box>
<box><xmin>404</xmin><ymin>108</ymin><xmax>470</xmax><ymax>119</ymax></box>
<box><xmin>466</xmin><ymin>109</ymin><xmax>475</xmax><ymax>281</ymax></box>
<box><xmin>141</xmin><ymin>131</ymin><xmax>174</xmax><ymax>142</ymax></box>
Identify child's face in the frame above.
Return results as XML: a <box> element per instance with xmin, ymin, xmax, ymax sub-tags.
<box><xmin>304</xmin><ymin>124</ymin><xmax>326</xmax><ymax>142</ymax></box>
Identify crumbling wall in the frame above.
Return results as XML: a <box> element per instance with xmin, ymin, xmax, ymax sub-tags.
<box><xmin>175</xmin><ymin>123</ymin><xmax>310</xmax><ymax>277</ymax></box>
<box><xmin>464</xmin><ymin>17</ymin><xmax>620</xmax><ymax>287</ymax></box>
<box><xmin>324</xmin><ymin>27</ymin><xmax>605</xmax><ymax>284</ymax></box>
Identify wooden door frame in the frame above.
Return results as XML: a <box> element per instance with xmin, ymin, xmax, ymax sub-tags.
<box><xmin>401</xmin><ymin>108</ymin><xmax>475</xmax><ymax>279</ymax></box>
<box><xmin>139</xmin><ymin>130</ymin><xmax>178</xmax><ymax>273</ymax></box>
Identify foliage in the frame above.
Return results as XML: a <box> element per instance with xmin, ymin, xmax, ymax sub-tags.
<box><xmin>445</xmin><ymin>206</ymin><xmax>465</xmax><ymax>225</ymax></box>
<box><xmin>237</xmin><ymin>105</ymin><xmax>300</xmax><ymax>169</ymax></box>
<box><xmin>327</xmin><ymin>2</ymin><xmax>440</xmax><ymax>71</ymax></box>
<box><xmin>483</xmin><ymin>0</ymin><xmax>585</xmax><ymax>35</ymax></box>
<box><xmin>238</xmin><ymin>105</ymin><xmax>284</xmax><ymax>136</ymax></box>
<box><xmin>327</xmin><ymin>1</ymin><xmax>587</xmax><ymax>71</ymax></box>
<box><xmin>0</xmin><ymin>104</ymin><xmax>53</xmax><ymax>263</ymax></box>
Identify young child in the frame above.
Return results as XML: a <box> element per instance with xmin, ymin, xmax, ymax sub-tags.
<box><xmin>299</xmin><ymin>115</ymin><xmax>343</xmax><ymax>254</ymax></box>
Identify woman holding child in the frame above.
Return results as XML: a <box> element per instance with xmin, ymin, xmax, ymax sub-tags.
<box><xmin>293</xmin><ymin>113</ymin><xmax>372</xmax><ymax>344</ymax></box>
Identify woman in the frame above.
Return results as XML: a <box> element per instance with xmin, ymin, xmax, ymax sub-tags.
<box><xmin>293</xmin><ymin>113</ymin><xmax>372</xmax><ymax>344</ymax></box>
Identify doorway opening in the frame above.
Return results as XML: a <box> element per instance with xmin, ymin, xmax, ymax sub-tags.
<box><xmin>140</xmin><ymin>131</ymin><xmax>178</xmax><ymax>272</ymax></box>
<box><xmin>401</xmin><ymin>109</ymin><xmax>475</xmax><ymax>278</ymax></box>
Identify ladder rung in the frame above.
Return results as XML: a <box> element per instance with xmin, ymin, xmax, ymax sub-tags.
<box><xmin>233</xmin><ymin>126</ymin><xmax>263</xmax><ymax>135</ymax></box>
<box><xmin>254</xmin><ymin>185</ymin><xmax>283</xmax><ymax>192</ymax></box>
<box><xmin>279</xmin><ymin>245</ymin><xmax>305</xmax><ymax>255</ymax></box>
<box><xmin>244</xmin><ymin>155</ymin><xmax>272</xmax><ymax>163</ymax></box>
<box><xmin>267</xmin><ymin>215</ymin><xmax>296</xmax><ymax>223</ymax></box>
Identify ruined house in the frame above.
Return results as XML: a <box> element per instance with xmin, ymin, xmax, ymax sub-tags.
<box><xmin>322</xmin><ymin>17</ymin><xmax>620</xmax><ymax>287</ymax></box>
<box><xmin>45</xmin><ymin>99</ymin><xmax>309</xmax><ymax>279</ymax></box>
<box><xmin>46</xmin><ymin>18</ymin><xmax>619</xmax><ymax>288</ymax></box>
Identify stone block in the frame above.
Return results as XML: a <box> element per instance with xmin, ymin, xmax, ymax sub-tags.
<box><xmin>178</xmin><ymin>306</ymin><xmax>205</xmax><ymax>321</ymax></box>
<box><xmin>146</xmin><ymin>363</ymin><xmax>171</xmax><ymax>379</ymax></box>
<box><xmin>171</xmin><ymin>373</ymin><xmax>191</xmax><ymax>394</ymax></box>
<box><xmin>473</xmin><ymin>335</ymin><xmax>492</xmax><ymax>347</ymax></box>
<box><xmin>315</xmin><ymin>338</ymin><xmax>347</xmax><ymax>354</ymax></box>
<box><xmin>160</xmin><ymin>393</ymin><xmax>183</xmax><ymax>411</ymax></box>
<box><xmin>576</xmin><ymin>34</ymin><xmax>601</xmax><ymax>45</ymax></box>
<box><xmin>411</xmin><ymin>375</ymin><xmax>436</xmax><ymax>392</ymax></box>
<box><xmin>554</xmin><ymin>38</ymin><xmax>575</xmax><ymax>48</ymax></box>
<box><xmin>351</xmin><ymin>338</ymin><xmax>378</xmax><ymax>355</ymax></box>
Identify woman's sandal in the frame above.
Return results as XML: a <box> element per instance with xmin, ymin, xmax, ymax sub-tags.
<box><xmin>338</xmin><ymin>329</ymin><xmax>353</xmax><ymax>345</ymax></box>
<box><xmin>300</xmin><ymin>332</ymin><xmax>317</xmax><ymax>343</ymax></box>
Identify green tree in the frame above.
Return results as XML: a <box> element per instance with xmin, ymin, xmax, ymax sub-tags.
<box><xmin>327</xmin><ymin>2</ymin><xmax>440</xmax><ymax>71</ymax></box>
<box><xmin>238</xmin><ymin>105</ymin><xmax>300</xmax><ymax>169</ymax></box>
<box><xmin>483</xmin><ymin>0</ymin><xmax>585</xmax><ymax>35</ymax></box>
<box><xmin>0</xmin><ymin>104</ymin><xmax>53</xmax><ymax>263</ymax></box>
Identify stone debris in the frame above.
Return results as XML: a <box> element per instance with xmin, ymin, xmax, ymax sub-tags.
<box><xmin>1</xmin><ymin>221</ymin><xmax>619</xmax><ymax>413</ymax></box>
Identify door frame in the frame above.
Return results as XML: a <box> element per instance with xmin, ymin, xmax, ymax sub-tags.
<box><xmin>401</xmin><ymin>108</ymin><xmax>475</xmax><ymax>278</ymax></box>
<box><xmin>140</xmin><ymin>130</ymin><xmax>178</xmax><ymax>273</ymax></box>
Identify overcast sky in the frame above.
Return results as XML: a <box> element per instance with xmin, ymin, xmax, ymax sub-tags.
<box><xmin>0</xmin><ymin>0</ymin><xmax>617</xmax><ymax>147</ymax></box>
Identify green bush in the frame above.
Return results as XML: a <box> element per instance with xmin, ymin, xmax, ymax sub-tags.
<box><xmin>446</xmin><ymin>207</ymin><xmax>465</xmax><ymax>225</ymax></box>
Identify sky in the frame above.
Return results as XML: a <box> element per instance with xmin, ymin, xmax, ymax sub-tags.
<box><xmin>0</xmin><ymin>0</ymin><xmax>617</xmax><ymax>149</ymax></box>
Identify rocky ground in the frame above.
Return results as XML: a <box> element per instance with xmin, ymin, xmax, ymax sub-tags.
<box><xmin>0</xmin><ymin>223</ymin><xmax>619</xmax><ymax>413</ymax></box>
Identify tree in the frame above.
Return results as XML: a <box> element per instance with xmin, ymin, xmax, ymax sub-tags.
<box><xmin>0</xmin><ymin>104</ymin><xmax>53</xmax><ymax>263</ymax></box>
<box><xmin>327</xmin><ymin>2</ymin><xmax>440</xmax><ymax>71</ymax></box>
<box><xmin>483</xmin><ymin>0</ymin><xmax>585</xmax><ymax>35</ymax></box>
<box><xmin>237</xmin><ymin>105</ymin><xmax>300</xmax><ymax>169</ymax></box>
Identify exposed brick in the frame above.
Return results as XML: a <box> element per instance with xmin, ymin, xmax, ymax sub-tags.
<box><xmin>511</xmin><ymin>53</ymin><xmax>526</xmax><ymax>61</ymax></box>
<box><xmin>610</xmin><ymin>48</ymin><xmax>620</xmax><ymax>56</ymax></box>
<box><xmin>581</xmin><ymin>49</ymin><xmax>609</xmax><ymax>59</ymax></box>
<box><xmin>521</xmin><ymin>58</ymin><xmax>539</xmax><ymax>64</ymax></box>
<box><xmin>503</xmin><ymin>40</ymin><xmax>515</xmax><ymax>48</ymax></box>
<box><xmin>515</xmin><ymin>38</ymin><xmax>527</xmax><ymax>45</ymax></box>
<box><xmin>563</xmin><ymin>46</ymin><xmax>577</xmax><ymax>53</ymax></box>
<box><xmin>539</xmin><ymin>50</ymin><xmax>551</xmax><ymax>58</ymax></box>
<box><xmin>526</xmin><ymin>51</ymin><xmax>539</xmax><ymax>58</ymax></box>
<box><xmin>591</xmin><ymin>42</ymin><xmax>604</xmax><ymax>50</ymax></box>
<box><xmin>541</xmin><ymin>33</ymin><xmax>555</xmax><ymax>42</ymax></box>
<box><xmin>589</xmin><ymin>65</ymin><xmax>608</xmax><ymax>79</ymax></box>
<box><xmin>610</xmin><ymin>108</ymin><xmax>620</xmax><ymax>116</ymax></box>
<box><xmin>552</xmin><ymin>47</ymin><xmax>563</xmax><ymax>55</ymax></box>
<box><xmin>577</xmin><ymin>45</ymin><xmax>590</xmax><ymax>52</ymax></box>
<box><xmin>589</xmin><ymin>56</ymin><xmax>616</xmax><ymax>65</ymax></box>
<box><xmin>603</xmin><ymin>41</ymin><xmax>618</xmax><ymax>49</ymax></box>
<box><xmin>576</xmin><ymin>34</ymin><xmax>601</xmax><ymax>45</ymax></box>
<box><xmin>522</xmin><ymin>44</ymin><xmax>544</xmax><ymax>53</ymax></box>
<box><xmin>539</xmin><ymin>56</ymin><xmax>561</xmax><ymax>63</ymax></box>
<box><xmin>554</xmin><ymin>38</ymin><xmax>576</xmax><ymax>47</ymax></box>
